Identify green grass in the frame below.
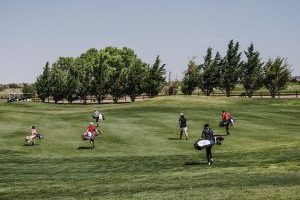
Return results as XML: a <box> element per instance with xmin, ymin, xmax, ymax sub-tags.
<box><xmin>0</xmin><ymin>96</ymin><xmax>299</xmax><ymax>199</ymax></box>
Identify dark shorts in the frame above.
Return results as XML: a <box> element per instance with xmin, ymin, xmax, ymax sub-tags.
<box><xmin>95</xmin><ymin>117</ymin><xmax>99</xmax><ymax>122</ymax></box>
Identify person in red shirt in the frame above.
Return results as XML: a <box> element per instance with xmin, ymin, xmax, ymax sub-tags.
<box><xmin>83</xmin><ymin>122</ymin><xmax>99</xmax><ymax>148</ymax></box>
<box><xmin>87</xmin><ymin>122</ymin><xmax>98</xmax><ymax>138</ymax></box>
<box><xmin>221</xmin><ymin>110</ymin><xmax>232</xmax><ymax>135</ymax></box>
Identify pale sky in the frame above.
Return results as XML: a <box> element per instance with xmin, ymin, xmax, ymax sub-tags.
<box><xmin>0</xmin><ymin>0</ymin><xmax>299</xmax><ymax>84</ymax></box>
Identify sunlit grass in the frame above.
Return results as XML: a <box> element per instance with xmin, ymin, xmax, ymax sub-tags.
<box><xmin>0</xmin><ymin>96</ymin><xmax>299</xmax><ymax>199</ymax></box>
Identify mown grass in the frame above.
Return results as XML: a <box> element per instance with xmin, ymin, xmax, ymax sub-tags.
<box><xmin>0</xmin><ymin>96</ymin><xmax>299</xmax><ymax>200</ymax></box>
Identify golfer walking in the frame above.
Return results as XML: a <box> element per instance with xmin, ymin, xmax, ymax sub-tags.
<box><xmin>179</xmin><ymin>113</ymin><xmax>188</xmax><ymax>140</ymax></box>
<box><xmin>202</xmin><ymin>123</ymin><xmax>214</xmax><ymax>165</ymax></box>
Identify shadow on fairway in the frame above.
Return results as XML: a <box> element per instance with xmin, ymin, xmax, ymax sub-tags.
<box><xmin>168</xmin><ymin>138</ymin><xmax>182</xmax><ymax>140</ymax></box>
<box><xmin>77</xmin><ymin>146</ymin><xmax>92</xmax><ymax>150</ymax></box>
<box><xmin>214</xmin><ymin>134</ymin><xmax>229</xmax><ymax>137</ymax></box>
<box><xmin>23</xmin><ymin>143</ymin><xmax>40</xmax><ymax>146</ymax></box>
<box><xmin>184</xmin><ymin>161</ymin><xmax>208</xmax><ymax>165</ymax></box>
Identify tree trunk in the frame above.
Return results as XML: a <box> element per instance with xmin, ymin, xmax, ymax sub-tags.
<box><xmin>130</xmin><ymin>94</ymin><xmax>136</xmax><ymax>102</ymax></box>
<box><xmin>205</xmin><ymin>89</ymin><xmax>211</xmax><ymax>96</ymax></box>
<box><xmin>113</xmin><ymin>96</ymin><xmax>118</xmax><ymax>103</ymax></box>
<box><xmin>226</xmin><ymin>87</ymin><xmax>230</xmax><ymax>97</ymax></box>
<box><xmin>247</xmin><ymin>91</ymin><xmax>253</xmax><ymax>98</ymax></box>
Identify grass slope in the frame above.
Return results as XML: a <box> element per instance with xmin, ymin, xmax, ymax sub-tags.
<box><xmin>0</xmin><ymin>96</ymin><xmax>299</xmax><ymax>200</ymax></box>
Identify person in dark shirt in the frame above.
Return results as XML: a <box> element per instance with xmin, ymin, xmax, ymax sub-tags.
<box><xmin>201</xmin><ymin>123</ymin><xmax>215</xmax><ymax>165</ymax></box>
<box><xmin>179</xmin><ymin>113</ymin><xmax>188</xmax><ymax>140</ymax></box>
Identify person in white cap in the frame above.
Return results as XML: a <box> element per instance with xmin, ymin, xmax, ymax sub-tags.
<box><xmin>179</xmin><ymin>113</ymin><xmax>188</xmax><ymax>140</ymax></box>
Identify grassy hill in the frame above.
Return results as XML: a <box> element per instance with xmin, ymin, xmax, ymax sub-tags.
<box><xmin>0</xmin><ymin>96</ymin><xmax>299</xmax><ymax>199</ymax></box>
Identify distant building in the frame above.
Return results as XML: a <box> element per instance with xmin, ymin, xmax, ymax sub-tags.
<box><xmin>0</xmin><ymin>84</ymin><xmax>9</xmax><ymax>89</ymax></box>
<box><xmin>291</xmin><ymin>76</ymin><xmax>300</xmax><ymax>82</ymax></box>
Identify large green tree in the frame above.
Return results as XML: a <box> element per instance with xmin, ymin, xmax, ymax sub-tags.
<box><xmin>93</xmin><ymin>48</ymin><xmax>112</xmax><ymax>103</ymax></box>
<box><xmin>125</xmin><ymin>59</ymin><xmax>148</xmax><ymax>102</ymax></box>
<box><xmin>80</xmin><ymin>48</ymin><xmax>100</xmax><ymax>104</ymax></box>
<box><xmin>199</xmin><ymin>48</ymin><xmax>221</xmax><ymax>96</ymax></box>
<box><xmin>240</xmin><ymin>44</ymin><xmax>264</xmax><ymax>97</ymax></box>
<box><xmin>35</xmin><ymin>46</ymin><xmax>166</xmax><ymax>104</ymax></box>
<box><xmin>145</xmin><ymin>55</ymin><xmax>166</xmax><ymax>97</ymax></box>
<box><xmin>263</xmin><ymin>57</ymin><xmax>291</xmax><ymax>98</ymax></box>
<box><xmin>49</xmin><ymin>65</ymin><xmax>67</xmax><ymax>103</ymax></box>
<box><xmin>181</xmin><ymin>58</ymin><xmax>200</xmax><ymax>95</ymax></box>
<box><xmin>219</xmin><ymin>40</ymin><xmax>242</xmax><ymax>97</ymax></box>
<box><xmin>104</xmin><ymin>47</ymin><xmax>137</xmax><ymax>103</ymax></box>
<box><xmin>35</xmin><ymin>62</ymin><xmax>50</xmax><ymax>102</ymax></box>
<box><xmin>53</xmin><ymin>57</ymin><xmax>79</xmax><ymax>103</ymax></box>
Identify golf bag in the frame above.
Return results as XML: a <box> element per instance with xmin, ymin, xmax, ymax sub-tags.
<box><xmin>82</xmin><ymin>131</ymin><xmax>98</xmax><ymax>149</ymax></box>
<box><xmin>214</xmin><ymin>136</ymin><xmax>224</xmax><ymax>145</ymax></box>
<box><xmin>219</xmin><ymin>118</ymin><xmax>235</xmax><ymax>127</ymax></box>
<box><xmin>82</xmin><ymin>132</ymin><xmax>97</xmax><ymax>141</ymax></box>
<box><xmin>194</xmin><ymin>139</ymin><xmax>213</xmax><ymax>150</ymax></box>
<box><xmin>194</xmin><ymin>136</ymin><xmax>224</xmax><ymax>150</ymax></box>
<box><xmin>25</xmin><ymin>133</ymin><xmax>43</xmax><ymax>145</ymax></box>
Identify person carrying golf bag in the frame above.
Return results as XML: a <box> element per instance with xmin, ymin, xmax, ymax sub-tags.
<box><xmin>201</xmin><ymin>123</ymin><xmax>215</xmax><ymax>165</ymax></box>
<box><xmin>220</xmin><ymin>110</ymin><xmax>232</xmax><ymax>135</ymax></box>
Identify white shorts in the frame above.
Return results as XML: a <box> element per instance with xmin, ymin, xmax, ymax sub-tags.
<box><xmin>180</xmin><ymin>127</ymin><xmax>188</xmax><ymax>132</ymax></box>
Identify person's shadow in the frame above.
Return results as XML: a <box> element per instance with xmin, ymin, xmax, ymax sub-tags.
<box><xmin>77</xmin><ymin>146</ymin><xmax>93</xmax><ymax>150</ymax></box>
<box><xmin>23</xmin><ymin>143</ymin><xmax>40</xmax><ymax>146</ymax></box>
<box><xmin>168</xmin><ymin>138</ymin><xmax>182</xmax><ymax>140</ymax></box>
<box><xmin>184</xmin><ymin>161</ymin><xmax>208</xmax><ymax>165</ymax></box>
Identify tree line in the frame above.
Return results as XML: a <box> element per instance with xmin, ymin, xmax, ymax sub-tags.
<box><xmin>33</xmin><ymin>41</ymin><xmax>292</xmax><ymax>103</ymax></box>
<box><xmin>35</xmin><ymin>47</ymin><xmax>166</xmax><ymax>103</ymax></box>
<box><xmin>181</xmin><ymin>40</ymin><xmax>291</xmax><ymax>98</ymax></box>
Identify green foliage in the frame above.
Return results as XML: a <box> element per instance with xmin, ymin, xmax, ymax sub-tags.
<box><xmin>22</xmin><ymin>83</ymin><xmax>35</xmax><ymax>96</ymax></box>
<box><xmin>93</xmin><ymin>49</ymin><xmax>110</xmax><ymax>103</ymax></box>
<box><xmin>34</xmin><ymin>47</ymin><xmax>160</xmax><ymax>104</ymax></box>
<box><xmin>181</xmin><ymin>58</ymin><xmax>200</xmax><ymax>95</ymax></box>
<box><xmin>263</xmin><ymin>57</ymin><xmax>291</xmax><ymax>98</ymax></box>
<box><xmin>199</xmin><ymin>48</ymin><xmax>221</xmax><ymax>96</ymax></box>
<box><xmin>57</xmin><ymin>57</ymin><xmax>80</xmax><ymax>103</ymax></box>
<box><xmin>240</xmin><ymin>43</ymin><xmax>264</xmax><ymax>97</ymax></box>
<box><xmin>35</xmin><ymin>62</ymin><xmax>50</xmax><ymax>102</ymax></box>
<box><xmin>49</xmin><ymin>65</ymin><xmax>67</xmax><ymax>103</ymax></box>
<box><xmin>125</xmin><ymin>59</ymin><xmax>148</xmax><ymax>102</ymax></box>
<box><xmin>145</xmin><ymin>55</ymin><xmax>166</xmax><ymax>97</ymax></box>
<box><xmin>164</xmin><ymin>80</ymin><xmax>180</xmax><ymax>95</ymax></box>
<box><xmin>8</xmin><ymin>83</ymin><xmax>21</xmax><ymax>88</ymax></box>
<box><xmin>102</xmin><ymin>47</ymin><xmax>138</xmax><ymax>103</ymax></box>
<box><xmin>79</xmin><ymin>48</ymin><xmax>99</xmax><ymax>104</ymax></box>
<box><xmin>219</xmin><ymin>40</ymin><xmax>242</xmax><ymax>97</ymax></box>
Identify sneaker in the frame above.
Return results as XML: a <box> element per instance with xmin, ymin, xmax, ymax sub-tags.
<box><xmin>210</xmin><ymin>159</ymin><xmax>214</xmax><ymax>164</ymax></box>
<box><xmin>208</xmin><ymin>162</ymin><xmax>211</xmax><ymax>166</ymax></box>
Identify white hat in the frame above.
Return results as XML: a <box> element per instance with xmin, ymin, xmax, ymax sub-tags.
<box><xmin>180</xmin><ymin>113</ymin><xmax>184</xmax><ymax>116</ymax></box>
<box><xmin>89</xmin><ymin>122</ymin><xmax>93</xmax><ymax>125</ymax></box>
